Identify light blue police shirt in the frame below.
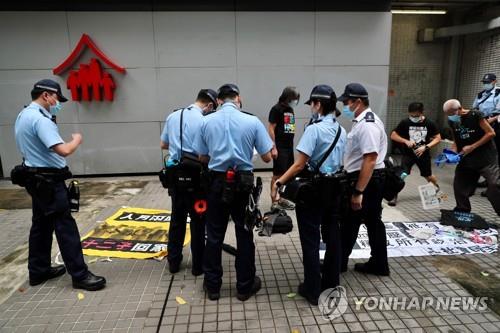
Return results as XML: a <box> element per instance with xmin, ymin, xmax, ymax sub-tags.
<box><xmin>160</xmin><ymin>104</ymin><xmax>204</xmax><ymax>162</ymax></box>
<box><xmin>14</xmin><ymin>102</ymin><xmax>66</xmax><ymax>168</ymax></box>
<box><xmin>193</xmin><ymin>102</ymin><xmax>273</xmax><ymax>172</ymax></box>
<box><xmin>296</xmin><ymin>113</ymin><xmax>346</xmax><ymax>174</ymax></box>
<box><xmin>472</xmin><ymin>87</ymin><xmax>500</xmax><ymax>117</ymax></box>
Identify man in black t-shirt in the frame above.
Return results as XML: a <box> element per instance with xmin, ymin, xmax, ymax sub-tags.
<box><xmin>268</xmin><ymin>86</ymin><xmax>299</xmax><ymax>210</ymax></box>
<box><xmin>443</xmin><ymin>99</ymin><xmax>500</xmax><ymax>216</ymax></box>
<box><xmin>390</xmin><ymin>102</ymin><xmax>441</xmax><ymax>206</ymax></box>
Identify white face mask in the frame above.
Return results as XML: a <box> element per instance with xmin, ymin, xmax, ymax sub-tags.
<box><xmin>288</xmin><ymin>100</ymin><xmax>299</xmax><ymax>108</ymax></box>
<box><xmin>409</xmin><ymin>116</ymin><xmax>421</xmax><ymax>123</ymax></box>
<box><xmin>484</xmin><ymin>83</ymin><xmax>494</xmax><ymax>90</ymax></box>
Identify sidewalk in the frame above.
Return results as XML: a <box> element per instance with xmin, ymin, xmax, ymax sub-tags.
<box><xmin>0</xmin><ymin>166</ymin><xmax>499</xmax><ymax>333</ymax></box>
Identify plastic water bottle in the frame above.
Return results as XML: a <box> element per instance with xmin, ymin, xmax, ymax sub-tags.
<box><xmin>400</xmin><ymin>172</ymin><xmax>408</xmax><ymax>180</ymax></box>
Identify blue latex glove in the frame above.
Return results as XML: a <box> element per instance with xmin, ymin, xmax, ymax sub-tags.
<box><xmin>434</xmin><ymin>149</ymin><xmax>462</xmax><ymax>167</ymax></box>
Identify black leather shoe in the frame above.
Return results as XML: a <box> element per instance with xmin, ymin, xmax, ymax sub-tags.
<box><xmin>481</xmin><ymin>190</ymin><xmax>487</xmax><ymax>197</ymax></box>
<box><xmin>236</xmin><ymin>276</ymin><xmax>262</xmax><ymax>302</ymax></box>
<box><xmin>298</xmin><ymin>282</ymin><xmax>318</xmax><ymax>306</ymax></box>
<box><xmin>192</xmin><ymin>267</ymin><xmax>203</xmax><ymax>277</ymax></box>
<box><xmin>354</xmin><ymin>262</ymin><xmax>390</xmax><ymax>276</ymax></box>
<box><xmin>169</xmin><ymin>261</ymin><xmax>180</xmax><ymax>274</ymax></box>
<box><xmin>477</xmin><ymin>180</ymin><xmax>487</xmax><ymax>188</ymax></box>
<box><xmin>203</xmin><ymin>282</ymin><xmax>220</xmax><ymax>301</ymax></box>
<box><xmin>29</xmin><ymin>265</ymin><xmax>66</xmax><ymax>286</ymax></box>
<box><xmin>72</xmin><ymin>271</ymin><xmax>106</xmax><ymax>291</ymax></box>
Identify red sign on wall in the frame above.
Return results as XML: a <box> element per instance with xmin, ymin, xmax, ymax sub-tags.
<box><xmin>53</xmin><ymin>34</ymin><xmax>126</xmax><ymax>102</ymax></box>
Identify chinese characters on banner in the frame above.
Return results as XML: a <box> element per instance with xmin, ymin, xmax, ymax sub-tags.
<box><xmin>81</xmin><ymin>207</ymin><xmax>191</xmax><ymax>259</ymax></box>
<box><xmin>320</xmin><ymin>222</ymin><xmax>497</xmax><ymax>260</ymax></box>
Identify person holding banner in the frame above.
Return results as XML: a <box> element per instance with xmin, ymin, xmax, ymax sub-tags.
<box><xmin>160</xmin><ymin>89</ymin><xmax>218</xmax><ymax>275</ymax></box>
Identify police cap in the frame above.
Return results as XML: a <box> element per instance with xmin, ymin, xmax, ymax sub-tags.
<box><xmin>32</xmin><ymin>79</ymin><xmax>68</xmax><ymax>102</ymax></box>
<box><xmin>481</xmin><ymin>73</ymin><xmax>496</xmax><ymax>83</ymax></box>
<box><xmin>197</xmin><ymin>89</ymin><xmax>218</xmax><ymax>106</ymax></box>
<box><xmin>337</xmin><ymin>83</ymin><xmax>368</xmax><ymax>102</ymax></box>
<box><xmin>217</xmin><ymin>83</ymin><xmax>240</xmax><ymax>99</ymax></box>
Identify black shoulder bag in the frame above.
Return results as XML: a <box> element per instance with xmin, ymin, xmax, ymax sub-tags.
<box><xmin>279</xmin><ymin>124</ymin><xmax>343</xmax><ymax>206</ymax></box>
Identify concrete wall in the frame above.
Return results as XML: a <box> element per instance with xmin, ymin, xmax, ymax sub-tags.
<box><xmin>0</xmin><ymin>11</ymin><xmax>391</xmax><ymax>176</ymax></box>
<box><xmin>387</xmin><ymin>14</ymin><xmax>448</xmax><ymax>143</ymax></box>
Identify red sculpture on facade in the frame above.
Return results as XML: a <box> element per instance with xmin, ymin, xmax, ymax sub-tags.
<box><xmin>53</xmin><ymin>34</ymin><xmax>126</xmax><ymax>102</ymax></box>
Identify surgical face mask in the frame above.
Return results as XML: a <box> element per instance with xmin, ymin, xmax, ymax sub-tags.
<box><xmin>288</xmin><ymin>100</ymin><xmax>299</xmax><ymax>108</ymax></box>
<box><xmin>484</xmin><ymin>83</ymin><xmax>494</xmax><ymax>90</ymax></box>
<box><xmin>49</xmin><ymin>100</ymin><xmax>62</xmax><ymax>115</ymax></box>
<box><xmin>409</xmin><ymin>116</ymin><xmax>421</xmax><ymax>123</ymax></box>
<box><xmin>447</xmin><ymin>114</ymin><xmax>460</xmax><ymax>123</ymax></box>
<box><xmin>342</xmin><ymin>105</ymin><xmax>355</xmax><ymax>119</ymax></box>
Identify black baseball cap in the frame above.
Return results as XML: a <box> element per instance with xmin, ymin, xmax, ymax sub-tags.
<box><xmin>481</xmin><ymin>73</ymin><xmax>496</xmax><ymax>83</ymax></box>
<box><xmin>217</xmin><ymin>83</ymin><xmax>240</xmax><ymax>99</ymax></box>
<box><xmin>197</xmin><ymin>89</ymin><xmax>218</xmax><ymax>106</ymax></box>
<box><xmin>32</xmin><ymin>79</ymin><xmax>68</xmax><ymax>102</ymax></box>
<box><xmin>337</xmin><ymin>83</ymin><xmax>368</xmax><ymax>102</ymax></box>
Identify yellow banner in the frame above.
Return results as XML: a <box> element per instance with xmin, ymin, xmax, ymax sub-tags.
<box><xmin>82</xmin><ymin>207</ymin><xmax>191</xmax><ymax>259</ymax></box>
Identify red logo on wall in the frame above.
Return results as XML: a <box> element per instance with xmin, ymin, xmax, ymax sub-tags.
<box><xmin>53</xmin><ymin>34</ymin><xmax>126</xmax><ymax>102</ymax></box>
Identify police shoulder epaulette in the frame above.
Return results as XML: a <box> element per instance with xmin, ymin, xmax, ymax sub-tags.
<box><xmin>313</xmin><ymin>119</ymin><xmax>322</xmax><ymax>124</ymax></box>
<box><xmin>364</xmin><ymin>112</ymin><xmax>375</xmax><ymax>122</ymax></box>
<box><xmin>241</xmin><ymin>110</ymin><xmax>256</xmax><ymax>116</ymax></box>
<box><xmin>172</xmin><ymin>108</ymin><xmax>183</xmax><ymax>113</ymax></box>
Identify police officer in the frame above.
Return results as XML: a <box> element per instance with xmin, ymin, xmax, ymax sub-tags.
<box><xmin>160</xmin><ymin>89</ymin><xmax>218</xmax><ymax>275</ymax></box>
<box><xmin>473</xmin><ymin>73</ymin><xmax>500</xmax><ymax>170</ymax></box>
<box><xmin>14</xmin><ymin>79</ymin><xmax>105</xmax><ymax>290</ymax></box>
<box><xmin>271</xmin><ymin>85</ymin><xmax>347</xmax><ymax>305</ymax></box>
<box><xmin>339</xmin><ymin>83</ymin><xmax>390</xmax><ymax>276</ymax></box>
<box><xmin>193</xmin><ymin>84</ymin><xmax>273</xmax><ymax>301</ymax></box>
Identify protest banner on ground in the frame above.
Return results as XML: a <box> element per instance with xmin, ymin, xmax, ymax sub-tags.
<box><xmin>81</xmin><ymin>207</ymin><xmax>190</xmax><ymax>259</ymax></box>
<box><xmin>320</xmin><ymin>222</ymin><xmax>497</xmax><ymax>260</ymax></box>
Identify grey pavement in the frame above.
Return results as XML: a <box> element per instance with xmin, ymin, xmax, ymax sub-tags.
<box><xmin>0</xmin><ymin>166</ymin><xmax>499</xmax><ymax>333</ymax></box>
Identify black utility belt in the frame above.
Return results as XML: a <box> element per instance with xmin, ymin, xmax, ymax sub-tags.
<box><xmin>347</xmin><ymin>168</ymin><xmax>385</xmax><ymax>180</ymax></box>
<box><xmin>209</xmin><ymin>170</ymin><xmax>253</xmax><ymax>180</ymax></box>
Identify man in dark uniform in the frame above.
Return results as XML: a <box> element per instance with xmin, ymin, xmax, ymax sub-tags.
<box><xmin>160</xmin><ymin>89</ymin><xmax>218</xmax><ymax>275</ymax></box>
<box><xmin>194</xmin><ymin>84</ymin><xmax>273</xmax><ymax>301</ymax></box>
<box><xmin>14</xmin><ymin>79</ymin><xmax>105</xmax><ymax>290</ymax></box>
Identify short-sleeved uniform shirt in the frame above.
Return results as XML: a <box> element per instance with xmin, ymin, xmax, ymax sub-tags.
<box><xmin>193</xmin><ymin>102</ymin><xmax>273</xmax><ymax>172</ymax></box>
<box><xmin>472</xmin><ymin>87</ymin><xmax>500</xmax><ymax>117</ymax></box>
<box><xmin>296</xmin><ymin>113</ymin><xmax>346</xmax><ymax>174</ymax></box>
<box><xmin>393</xmin><ymin>117</ymin><xmax>439</xmax><ymax>158</ymax></box>
<box><xmin>449</xmin><ymin>110</ymin><xmax>497</xmax><ymax>169</ymax></box>
<box><xmin>268</xmin><ymin>103</ymin><xmax>295</xmax><ymax>149</ymax></box>
<box><xmin>160</xmin><ymin>104</ymin><xmax>204</xmax><ymax>162</ymax></box>
<box><xmin>344</xmin><ymin>108</ymin><xmax>387</xmax><ymax>173</ymax></box>
<box><xmin>14</xmin><ymin>102</ymin><xmax>66</xmax><ymax>168</ymax></box>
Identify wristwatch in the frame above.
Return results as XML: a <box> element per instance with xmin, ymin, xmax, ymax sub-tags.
<box><xmin>352</xmin><ymin>188</ymin><xmax>364</xmax><ymax>196</ymax></box>
<box><xmin>425</xmin><ymin>145</ymin><xmax>430</xmax><ymax>151</ymax></box>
